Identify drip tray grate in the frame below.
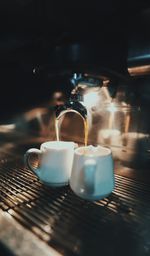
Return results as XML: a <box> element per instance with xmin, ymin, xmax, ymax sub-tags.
<box><xmin>0</xmin><ymin>157</ymin><xmax>150</xmax><ymax>256</ymax></box>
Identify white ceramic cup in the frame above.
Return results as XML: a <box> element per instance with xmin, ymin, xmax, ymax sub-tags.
<box><xmin>24</xmin><ymin>141</ymin><xmax>76</xmax><ymax>187</ymax></box>
<box><xmin>70</xmin><ymin>145</ymin><xmax>115</xmax><ymax>200</ymax></box>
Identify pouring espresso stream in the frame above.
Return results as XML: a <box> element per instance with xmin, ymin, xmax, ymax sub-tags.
<box><xmin>55</xmin><ymin>99</ymin><xmax>88</xmax><ymax>146</ymax></box>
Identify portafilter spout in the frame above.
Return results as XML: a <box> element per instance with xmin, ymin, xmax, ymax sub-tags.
<box><xmin>55</xmin><ymin>97</ymin><xmax>87</xmax><ymax>120</ymax></box>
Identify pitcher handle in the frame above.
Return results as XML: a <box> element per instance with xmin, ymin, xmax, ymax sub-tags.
<box><xmin>24</xmin><ymin>148</ymin><xmax>42</xmax><ymax>175</ymax></box>
<box><xmin>83</xmin><ymin>159</ymin><xmax>97</xmax><ymax>194</ymax></box>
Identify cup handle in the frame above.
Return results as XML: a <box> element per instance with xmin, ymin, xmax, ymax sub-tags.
<box><xmin>24</xmin><ymin>148</ymin><xmax>42</xmax><ymax>176</ymax></box>
<box><xmin>83</xmin><ymin>159</ymin><xmax>97</xmax><ymax>194</ymax></box>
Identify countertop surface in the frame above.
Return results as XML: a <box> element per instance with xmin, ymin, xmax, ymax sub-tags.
<box><xmin>0</xmin><ymin>113</ymin><xmax>150</xmax><ymax>256</ymax></box>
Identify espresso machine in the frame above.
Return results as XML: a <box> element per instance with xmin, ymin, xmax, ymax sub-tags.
<box><xmin>52</xmin><ymin>70</ymin><xmax>150</xmax><ymax>169</ymax></box>
<box><xmin>0</xmin><ymin>2</ymin><xmax>150</xmax><ymax>256</ymax></box>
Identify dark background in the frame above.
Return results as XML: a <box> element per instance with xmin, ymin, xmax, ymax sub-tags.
<box><xmin>0</xmin><ymin>0</ymin><xmax>150</xmax><ymax>122</ymax></box>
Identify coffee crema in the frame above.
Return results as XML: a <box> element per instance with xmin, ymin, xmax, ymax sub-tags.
<box><xmin>76</xmin><ymin>145</ymin><xmax>111</xmax><ymax>156</ymax></box>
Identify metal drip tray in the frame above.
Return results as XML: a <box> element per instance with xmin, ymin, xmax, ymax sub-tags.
<box><xmin>0</xmin><ymin>152</ymin><xmax>150</xmax><ymax>256</ymax></box>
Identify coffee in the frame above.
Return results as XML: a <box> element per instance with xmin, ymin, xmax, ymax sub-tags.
<box><xmin>55</xmin><ymin>118</ymin><xmax>60</xmax><ymax>141</ymax></box>
<box><xmin>55</xmin><ymin>114</ymin><xmax>89</xmax><ymax>146</ymax></box>
<box><xmin>84</xmin><ymin>118</ymin><xmax>88</xmax><ymax>146</ymax></box>
<box><xmin>78</xmin><ymin>145</ymin><xmax>110</xmax><ymax>156</ymax></box>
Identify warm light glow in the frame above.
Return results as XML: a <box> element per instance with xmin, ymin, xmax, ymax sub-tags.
<box><xmin>83</xmin><ymin>92</ymin><xmax>99</xmax><ymax>109</ymax></box>
<box><xmin>125</xmin><ymin>114</ymin><xmax>130</xmax><ymax>133</ymax></box>
<box><xmin>107</xmin><ymin>103</ymin><xmax>117</xmax><ymax>113</ymax></box>
<box><xmin>24</xmin><ymin>108</ymin><xmax>48</xmax><ymax>121</ymax></box>
<box><xmin>0</xmin><ymin>124</ymin><xmax>16</xmax><ymax>133</ymax></box>
<box><xmin>99</xmin><ymin>129</ymin><xmax>121</xmax><ymax>138</ymax></box>
<box><xmin>128</xmin><ymin>64</ymin><xmax>150</xmax><ymax>76</ymax></box>
<box><xmin>98</xmin><ymin>129</ymin><xmax>121</xmax><ymax>146</ymax></box>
